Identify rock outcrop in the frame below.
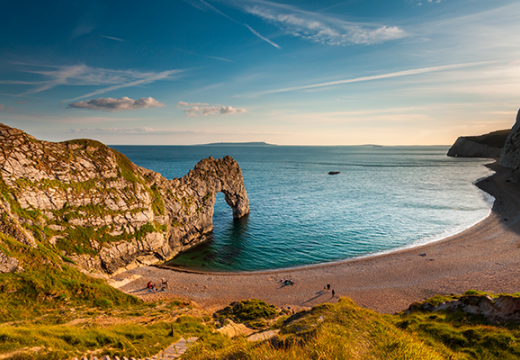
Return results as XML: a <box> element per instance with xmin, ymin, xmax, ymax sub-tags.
<box><xmin>447</xmin><ymin>129</ymin><xmax>510</xmax><ymax>158</ymax></box>
<box><xmin>405</xmin><ymin>295</ymin><xmax>520</xmax><ymax>323</ymax></box>
<box><xmin>497</xmin><ymin>108</ymin><xmax>520</xmax><ymax>183</ymax></box>
<box><xmin>500</xmin><ymin>109</ymin><xmax>520</xmax><ymax>169</ymax></box>
<box><xmin>0</xmin><ymin>123</ymin><xmax>249</xmax><ymax>275</ymax></box>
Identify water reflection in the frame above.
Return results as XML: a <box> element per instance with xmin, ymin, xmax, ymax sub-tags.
<box><xmin>166</xmin><ymin>211</ymin><xmax>250</xmax><ymax>271</ymax></box>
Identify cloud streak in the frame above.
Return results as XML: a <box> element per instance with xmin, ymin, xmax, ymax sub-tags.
<box><xmin>182</xmin><ymin>0</ymin><xmax>281</xmax><ymax>49</ymax></box>
<box><xmin>177</xmin><ymin>101</ymin><xmax>210</xmax><ymax>106</ymax></box>
<box><xmin>68</xmin><ymin>97</ymin><xmax>165</xmax><ymax>111</ymax></box>
<box><xmin>177</xmin><ymin>101</ymin><xmax>247</xmax><ymax>117</ymax></box>
<box><xmin>1</xmin><ymin>64</ymin><xmax>182</xmax><ymax>100</ymax></box>
<box><xmin>101</xmin><ymin>35</ymin><xmax>127</xmax><ymax>42</ymax></box>
<box><xmin>245</xmin><ymin>24</ymin><xmax>281</xmax><ymax>49</ymax></box>
<box><xmin>251</xmin><ymin>61</ymin><xmax>492</xmax><ymax>96</ymax></box>
<box><xmin>244</xmin><ymin>5</ymin><xmax>405</xmax><ymax>45</ymax></box>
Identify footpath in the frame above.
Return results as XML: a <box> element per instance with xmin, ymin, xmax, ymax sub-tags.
<box><xmin>72</xmin><ymin>337</ymin><xmax>198</xmax><ymax>360</ymax></box>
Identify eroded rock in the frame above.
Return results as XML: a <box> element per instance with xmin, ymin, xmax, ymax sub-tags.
<box><xmin>0</xmin><ymin>123</ymin><xmax>249</xmax><ymax>274</ymax></box>
<box><xmin>405</xmin><ymin>295</ymin><xmax>520</xmax><ymax>323</ymax></box>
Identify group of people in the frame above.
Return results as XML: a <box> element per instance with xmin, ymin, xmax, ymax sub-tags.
<box><xmin>280</xmin><ymin>278</ymin><xmax>294</xmax><ymax>286</ymax></box>
<box><xmin>325</xmin><ymin>283</ymin><xmax>335</xmax><ymax>297</ymax></box>
<box><xmin>147</xmin><ymin>278</ymin><xmax>169</xmax><ymax>292</ymax></box>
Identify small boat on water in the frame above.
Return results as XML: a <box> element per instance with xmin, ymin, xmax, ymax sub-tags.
<box><xmin>328</xmin><ymin>171</ymin><xmax>340</xmax><ymax>175</ymax></box>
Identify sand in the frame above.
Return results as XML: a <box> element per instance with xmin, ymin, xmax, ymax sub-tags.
<box><xmin>115</xmin><ymin>162</ymin><xmax>520</xmax><ymax>314</ymax></box>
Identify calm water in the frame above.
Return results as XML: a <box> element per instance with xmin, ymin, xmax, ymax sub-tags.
<box><xmin>111</xmin><ymin>145</ymin><xmax>494</xmax><ymax>272</ymax></box>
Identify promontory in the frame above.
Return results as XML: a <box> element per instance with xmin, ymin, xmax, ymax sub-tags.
<box><xmin>0</xmin><ymin>123</ymin><xmax>249</xmax><ymax>275</ymax></box>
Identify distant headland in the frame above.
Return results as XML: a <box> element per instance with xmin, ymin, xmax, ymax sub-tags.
<box><xmin>198</xmin><ymin>141</ymin><xmax>276</xmax><ymax>146</ymax></box>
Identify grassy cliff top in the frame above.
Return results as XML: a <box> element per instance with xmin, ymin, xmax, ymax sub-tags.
<box><xmin>464</xmin><ymin>129</ymin><xmax>511</xmax><ymax>149</ymax></box>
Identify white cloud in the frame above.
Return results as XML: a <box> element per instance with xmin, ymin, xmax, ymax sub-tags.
<box><xmin>177</xmin><ymin>101</ymin><xmax>210</xmax><ymax>106</ymax></box>
<box><xmin>183</xmin><ymin>105</ymin><xmax>247</xmax><ymax>117</ymax></box>
<box><xmin>68</xmin><ymin>97</ymin><xmax>165</xmax><ymax>112</ymax></box>
<box><xmin>240</xmin><ymin>2</ymin><xmax>406</xmax><ymax>45</ymax></box>
<box><xmin>248</xmin><ymin>61</ymin><xmax>491</xmax><ymax>96</ymax></box>
<box><xmin>101</xmin><ymin>35</ymin><xmax>127</xmax><ymax>42</ymax></box>
<box><xmin>245</xmin><ymin>24</ymin><xmax>281</xmax><ymax>49</ymax></box>
<box><xmin>0</xmin><ymin>64</ymin><xmax>181</xmax><ymax>100</ymax></box>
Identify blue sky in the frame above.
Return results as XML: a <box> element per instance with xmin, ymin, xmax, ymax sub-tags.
<box><xmin>0</xmin><ymin>0</ymin><xmax>519</xmax><ymax>145</ymax></box>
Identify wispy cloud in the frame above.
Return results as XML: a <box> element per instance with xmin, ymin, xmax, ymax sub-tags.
<box><xmin>250</xmin><ymin>61</ymin><xmax>491</xmax><ymax>96</ymax></box>
<box><xmin>208</xmin><ymin>55</ymin><xmax>233</xmax><ymax>62</ymax></box>
<box><xmin>177</xmin><ymin>101</ymin><xmax>210</xmax><ymax>106</ymax></box>
<box><xmin>217</xmin><ymin>0</ymin><xmax>407</xmax><ymax>45</ymax></box>
<box><xmin>71</xmin><ymin>127</ymin><xmax>177</xmax><ymax>134</ymax></box>
<box><xmin>0</xmin><ymin>64</ymin><xmax>182</xmax><ymax>101</ymax></box>
<box><xmin>68</xmin><ymin>97</ymin><xmax>165</xmax><ymax>111</ymax></box>
<box><xmin>245</xmin><ymin>24</ymin><xmax>281</xmax><ymax>49</ymax></box>
<box><xmin>101</xmin><ymin>35</ymin><xmax>127</xmax><ymax>42</ymax></box>
<box><xmin>182</xmin><ymin>0</ymin><xmax>282</xmax><ymax>49</ymax></box>
<box><xmin>0</xmin><ymin>105</ymin><xmax>13</xmax><ymax>112</ymax></box>
<box><xmin>70</xmin><ymin>127</ymin><xmax>282</xmax><ymax>136</ymax></box>
<box><xmin>0</xmin><ymin>64</ymin><xmax>182</xmax><ymax>100</ymax></box>
<box><xmin>245</xmin><ymin>5</ymin><xmax>405</xmax><ymax>45</ymax></box>
<box><xmin>177</xmin><ymin>101</ymin><xmax>247</xmax><ymax>117</ymax></box>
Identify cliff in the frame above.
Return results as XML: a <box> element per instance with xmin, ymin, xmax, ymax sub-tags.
<box><xmin>0</xmin><ymin>123</ymin><xmax>249</xmax><ymax>275</ymax></box>
<box><xmin>447</xmin><ymin>129</ymin><xmax>510</xmax><ymax>158</ymax></box>
<box><xmin>497</xmin><ymin>108</ymin><xmax>520</xmax><ymax>183</ymax></box>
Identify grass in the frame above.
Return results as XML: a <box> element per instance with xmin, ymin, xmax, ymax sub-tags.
<box><xmin>465</xmin><ymin>129</ymin><xmax>511</xmax><ymax>149</ymax></box>
<box><xmin>215</xmin><ymin>299</ymin><xmax>279</xmax><ymax>330</ymax></box>
<box><xmin>0</xmin><ymin>316</ymin><xmax>213</xmax><ymax>360</ymax></box>
<box><xmin>185</xmin><ymin>298</ymin><xmax>451</xmax><ymax>360</ymax></box>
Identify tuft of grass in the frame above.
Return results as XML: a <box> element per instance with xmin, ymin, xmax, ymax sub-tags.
<box><xmin>215</xmin><ymin>299</ymin><xmax>278</xmax><ymax>330</ymax></box>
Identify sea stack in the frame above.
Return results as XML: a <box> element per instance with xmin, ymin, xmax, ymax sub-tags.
<box><xmin>0</xmin><ymin>123</ymin><xmax>249</xmax><ymax>275</ymax></box>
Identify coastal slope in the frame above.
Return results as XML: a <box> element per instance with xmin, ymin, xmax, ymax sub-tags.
<box><xmin>0</xmin><ymin>124</ymin><xmax>249</xmax><ymax>275</ymax></box>
<box><xmin>447</xmin><ymin>129</ymin><xmax>510</xmax><ymax>158</ymax></box>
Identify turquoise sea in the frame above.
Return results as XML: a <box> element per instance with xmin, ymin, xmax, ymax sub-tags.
<box><xmin>112</xmin><ymin>145</ymin><xmax>494</xmax><ymax>272</ymax></box>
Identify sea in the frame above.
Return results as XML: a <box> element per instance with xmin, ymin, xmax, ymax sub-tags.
<box><xmin>111</xmin><ymin>145</ymin><xmax>495</xmax><ymax>272</ymax></box>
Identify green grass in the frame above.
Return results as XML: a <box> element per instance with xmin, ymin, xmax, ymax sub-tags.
<box><xmin>215</xmin><ymin>299</ymin><xmax>279</xmax><ymax>329</ymax></box>
<box><xmin>185</xmin><ymin>298</ymin><xmax>450</xmax><ymax>360</ymax></box>
<box><xmin>465</xmin><ymin>129</ymin><xmax>510</xmax><ymax>149</ymax></box>
<box><xmin>0</xmin><ymin>316</ymin><xmax>214</xmax><ymax>360</ymax></box>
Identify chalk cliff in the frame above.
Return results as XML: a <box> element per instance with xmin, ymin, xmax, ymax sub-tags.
<box><xmin>500</xmin><ymin>109</ymin><xmax>520</xmax><ymax>169</ymax></box>
<box><xmin>0</xmin><ymin>124</ymin><xmax>249</xmax><ymax>274</ymax></box>
<box><xmin>447</xmin><ymin>130</ymin><xmax>510</xmax><ymax>158</ymax></box>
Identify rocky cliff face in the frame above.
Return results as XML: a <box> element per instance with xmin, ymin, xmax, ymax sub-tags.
<box><xmin>447</xmin><ymin>137</ymin><xmax>503</xmax><ymax>158</ymax></box>
<box><xmin>447</xmin><ymin>129</ymin><xmax>510</xmax><ymax>158</ymax></box>
<box><xmin>406</xmin><ymin>295</ymin><xmax>520</xmax><ymax>323</ymax></box>
<box><xmin>500</xmin><ymin>109</ymin><xmax>520</xmax><ymax>169</ymax></box>
<box><xmin>0</xmin><ymin>124</ymin><xmax>249</xmax><ymax>275</ymax></box>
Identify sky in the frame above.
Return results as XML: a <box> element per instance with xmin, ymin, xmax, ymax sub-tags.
<box><xmin>0</xmin><ymin>0</ymin><xmax>519</xmax><ymax>145</ymax></box>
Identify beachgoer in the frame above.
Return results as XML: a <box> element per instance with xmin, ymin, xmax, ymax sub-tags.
<box><xmin>161</xmin><ymin>278</ymin><xmax>169</xmax><ymax>289</ymax></box>
<box><xmin>327</xmin><ymin>284</ymin><xmax>330</xmax><ymax>290</ymax></box>
<box><xmin>147</xmin><ymin>281</ymin><xmax>152</xmax><ymax>289</ymax></box>
<box><xmin>332</xmin><ymin>289</ymin><xmax>335</xmax><ymax>297</ymax></box>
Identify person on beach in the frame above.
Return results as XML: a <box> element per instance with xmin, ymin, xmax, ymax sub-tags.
<box><xmin>160</xmin><ymin>278</ymin><xmax>168</xmax><ymax>291</ymax></box>
<box><xmin>327</xmin><ymin>284</ymin><xmax>331</xmax><ymax>290</ymax></box>
<box><xmin>147</xmin><ymin>281</ymin><xmax>152</xmax><ymax>290</ymax></box>
<box><xmin>332</xmin><ymin>289</ymin><xmax>335</xmax><ymax>298</ymax></box>
<box><xmin>161</xmin><ymin>278</ymin><xmax>168</xmax><ymax>289</ymax></box>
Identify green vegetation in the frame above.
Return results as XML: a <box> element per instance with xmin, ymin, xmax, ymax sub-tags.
<box><xmin>0</xmin><ymin>316</ymin><xmax>213</xmax><ymax>360</ymax></box>
<box><xmin>395</xmin><ymin>296</ymin><xmax>520</xmax><ymax>359</ymax></box>
<box><xmin>0</xmin><ymin>231</ymin><xmax>215</xmax><ymax>359</ymax></box>
<box><xmin>186</xmin><ymin>298</ymin><xmax>449</xmax><ymax>360</ymax></box>
<box><xmin>215</xmin><ymin>299</ymin><xmax>279</xmax><ymax>329</ymax></box>
<box><xmin>465</xmin><ymin>129</ymin><xmax>511</xmax><ymax>149</ymax></box>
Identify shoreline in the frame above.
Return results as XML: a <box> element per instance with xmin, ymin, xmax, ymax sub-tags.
<box><xmin>157</xmin><ymin>202</ymin><xmax>495</xmax><ymax>276</ymax></box>
<box><xmin>116</xmin><ymin>161</ymin><xmax>520</xmax><ymax>314</ymax></box>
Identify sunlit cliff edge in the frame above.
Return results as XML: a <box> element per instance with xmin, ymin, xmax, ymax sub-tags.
<box><xmin>0</xmin><ymin>123</ymin><xmax>249</xmax><ymax>276</ymax></box>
